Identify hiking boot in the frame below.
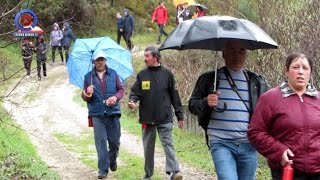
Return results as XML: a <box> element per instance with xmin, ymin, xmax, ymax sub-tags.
<box><xmin>110</xmin><ymin>162</ymin><xmax>117</xmax><ymax>171</ymax></box>
<box><xmin>98</xmin><ymin>173</ymin><xmax>107</xmax><ymax>179</ymax></box>
<box><xmin>142</xmin><ymin>175</ymin><xmax>151</xmax><ymax>180</ymax></box>
<box><xmin>170</xmin><ymin>172</ymin><xmax>182</xmax><ymax>180</ymax></box>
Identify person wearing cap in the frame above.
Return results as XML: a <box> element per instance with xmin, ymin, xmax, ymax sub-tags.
<box><xmin>49</xmin><ymin>22</ymin><xmax>64</xmax><ymax>65</ymax></box>
<box><xmin>35</xmin><ymin>34</ymin><xmax>48</xmax><ymax>80</ymax></box>
<box><xmin>81</xmin><ymin>50</ymin><xmax>124</xmax><ymax>179</ymax></box>
<box><xmin>128</xmin><ymin>46</ymin><xmax>185</xmax><ymax>180</ymax></box>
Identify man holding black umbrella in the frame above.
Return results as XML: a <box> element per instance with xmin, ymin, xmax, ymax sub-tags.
<box><xmin>189</xmin><ymin>40</ymin><xmax>270</xmax><ymax>180</ymax></box>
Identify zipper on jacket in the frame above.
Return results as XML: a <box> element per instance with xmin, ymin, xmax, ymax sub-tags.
<box><xmin>299</xmin><ymin>95</ymin><xmax>304</xmax><ymax>102</ymax></box>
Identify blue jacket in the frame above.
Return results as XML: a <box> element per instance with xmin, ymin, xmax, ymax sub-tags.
<box><xmin>84</xmin><ymin>68</ymin><xmax>121</xmax><ymax>117</ymax></box>
<box><xmin>123</xmin><ymin>9</ymin><xmax>135</xmax><ymax>32</ymax></box>
<box><xmin>117</xmin><ymin>17</ymin><xmax>125</xmax><ymax>30</ymax></box>
<box><xmin>61</xmin><ymin>22</ymin><xmax>76</xmax><ymax>47</ymax></box>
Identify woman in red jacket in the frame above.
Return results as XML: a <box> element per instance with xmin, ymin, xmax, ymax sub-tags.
<box><xmin>248</xmin><ymin>51</ymin><xmax>320</xmax><ymax>179</ymax></box>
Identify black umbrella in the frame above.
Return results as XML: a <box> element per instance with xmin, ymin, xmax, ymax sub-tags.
<box><xmin>159</xmin><ymin>15</ymin><xmax>278</xmax><ymax>111</ymax></box>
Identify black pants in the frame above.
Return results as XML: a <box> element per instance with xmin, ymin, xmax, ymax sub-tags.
<box><xmin>117</xmin><ymin>30</ymin><xmax>125</xmax><ymax>44</ymax></box>
<box><xmin>157</xmin><ymin>24</ymin><xmax>168</xmax><ymax>43</ymax></box>
<box><xmin>271</xmin><ymin>169</ymin><xmax>320</xmax><ymax>180</ymax></box>
<box><xmin>52</xmin><ymin>46</ymin><xmax>63</xmax><ymax>62</ymax></box>
<box><xmin>62</xmin><ymin>46</ymin><xmax>70</xmax><ymax>63</ymax></box>
<box><xmin>23</xmin><ymin>57</ymin><xmax>32</xmax><ymax>75</ymax></box>
<box><xmin>124</xmin><ymin>31</ymin><xmax>133</xmax><ymax>50</ymax></box>
<box><xmin>37</xmin><ymin>59</ymin><xmax>47</xmax><ymax>78</ymax></box>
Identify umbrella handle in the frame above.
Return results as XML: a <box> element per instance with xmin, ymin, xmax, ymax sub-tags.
<box><xmin>213</xmin><ymin>103</ymin><xmax>227</xmax><ymax>113</ymax></box>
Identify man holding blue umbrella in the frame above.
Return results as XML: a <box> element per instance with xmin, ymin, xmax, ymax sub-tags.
<box><xmin>81</xmin><ymin>50</ymin><xmax>124</xmax><ymax>179</ymax></box>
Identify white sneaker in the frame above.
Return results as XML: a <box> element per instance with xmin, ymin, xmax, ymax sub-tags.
<box><xmin>50</xmin><ymin>61</ymin><xmax>54</xmax><ymax>66</ymax></box>
<box><xmin>26</xmin><ymin>75</ymin><xmax>30</xmax><ymax>79</ymax></box>
<box><xmin>131</xmin><ymin>46</ymin><xmax>136</xmax><ymax>52</ymax></box>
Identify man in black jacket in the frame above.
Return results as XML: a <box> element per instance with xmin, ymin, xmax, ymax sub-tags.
<box><xmin>128</xmin><ymin>46</ymin><xmax>184</xmax><ymax>180</ymax></box>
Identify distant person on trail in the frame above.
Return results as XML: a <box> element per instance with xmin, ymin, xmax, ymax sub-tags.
<box><xmin>35</xmin><ymin>34</ymin><xmax>48</xmax><ymax>80</ymax></box>
<box><xmin>116</xmin><ymin>12</ymin><xmax>125</xmax><ymax>45</ymax></box>
<box><xmin>152</xmin><ymin>1</ymin><xmax>168</xmax><ymax>44</ymax></box>
<box><xmin>21</xmin><ymin>37</ymin><xmax>35</xmax><ymax>78</ymax></box>
<box><xmin>61</xmin><ymin>22</ymin><xmax>76</xmax><ymax>63</ymax></box>
<box><xmin>81</xmin><ymin>50</ymin><xmax>124</xmax><ymax>179</ymax></box>
<box><xmin>123</xmin><ymin>8</ymin><xmax>135</xmax><ymax>52</ymax></box>
<box><xmin>50</xmin><ymin>22</ymin><xmax>63</xmax><ymax>65</ymax></box>
<box><xmin>128</xmin><ymin>46</ymin><xmax>185</xmax><ymax>180</ymax></box>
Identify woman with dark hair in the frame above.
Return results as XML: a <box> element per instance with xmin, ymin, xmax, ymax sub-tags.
<box><xmin>248</xmin><ymin>51</ymin><xmax>320</xmax><ymax>179</ymax></box>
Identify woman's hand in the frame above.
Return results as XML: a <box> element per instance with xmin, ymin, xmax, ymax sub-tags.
<box><xmin>281</xmin><ymin>149</ymin><xmax>294</xmax><ymax>166</ymax></box>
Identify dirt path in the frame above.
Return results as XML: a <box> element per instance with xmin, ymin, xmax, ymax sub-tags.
<box><xmin>4</xmin><ymin>63</ymin><xmax>214</xmax><ymax>179</ymax></box>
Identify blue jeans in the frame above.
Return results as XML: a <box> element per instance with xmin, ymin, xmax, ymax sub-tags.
<box><xmin>92</xmin><ymin>115</ymin><xmax>121</xmax><ymax>175</ymax></box>
<box><xmin>210</xmin><ymin>140</ymin><xmax>257</xmax><ymax>180</ymax></box>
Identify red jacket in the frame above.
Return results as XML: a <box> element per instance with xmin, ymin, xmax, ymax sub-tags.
<box><xmin>248</xmin><ymin>87</ymin><xmax>320</xmax><ymax>173</ymax></box>
<box><xmin>152</xmin><ymin>5</ymin><xmax>168</xmax><ymax>25</ymax></box>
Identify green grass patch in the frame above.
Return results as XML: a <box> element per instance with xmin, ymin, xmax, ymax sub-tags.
<box><xmin>0</xmin><ymin>114</ymin><xmax>59</xmax><ymax>179</ymax></box>
<box><xmin>53</xmin><ymin>129</ymin><xmax>163</xmax><ymax>179</ymax></box>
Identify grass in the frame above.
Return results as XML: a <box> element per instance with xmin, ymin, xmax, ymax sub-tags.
<box><xmin>53</xmin><ymin>129</ymin><xmax>163</xmax><ymax>179</ymax></box>
<box><xmin>0</xmin><ymin>112</ymin><xmax>59</xmax><ymax>179</ymax></box>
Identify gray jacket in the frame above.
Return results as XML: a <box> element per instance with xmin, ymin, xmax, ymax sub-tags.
<box><xmin>50</xmin><ymin>29</ymin><xmax>63</xmax><ymax>46</ymax></box>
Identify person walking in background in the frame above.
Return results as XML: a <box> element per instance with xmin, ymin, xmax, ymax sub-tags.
<box><xmin>175</xmin><ymin>4</ymin><xmax>184</xmax><ymax>25</ymax></box>
<box><xmin>128</xmin><ymin>46</ymin><xmax>185</xmax><ymax>180</ymax></box>
<box><xmin>123</xmin><ymin>8</ymin><xmax>135</xmax><ymax>52</ymax></box>
<box><xmin>116</xmin><ymin>12</ymin><xmax>125</xmax><ymax>45</ymax></box>
<box><xmin>188</xmin><ymin>40</ymin><xmax>269</xmax><ymax>180</ymax></box>
<box><xmin>61</xmin><ymin>22</ymin><xmax>76</xmax><ymax>63</ymax></box>
<box><xmin>35</xmin><ymin>34</ymin><xmax>47</xmax><ymax>80</ymax></box>
<box><xmin>248</xmin><ymin>51</ymin><xmax>320</xmax><ymax>180</ymax></box>
<box><xmin>81</xmin><ymin>50</ymin><xmax>124</xmax><ymax>179</ymax></box>
<box><xmin>181</xmin><ymin>3</ymin><xmax>192</xmax><ymax>21</ymax></box>
<box><xmin>194</xmin><ymin>6</ymin><xmax>206</xmax><ymax>18</ymax></box>
<box><xmin>50</xmin><ymin>22</ymin><xmax>63</xmax><ymax>65</ymax></box>
<box><xmin>21</xmin><ymin>37</ymin><xmax>35</xmax><ymax>78</ymax></box>
<box><xmin>152</xmin><ymin>2</ymin><xmax>168</xmax><ymax>44</ymax></box>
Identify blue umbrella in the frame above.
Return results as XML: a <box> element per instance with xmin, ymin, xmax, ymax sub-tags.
<box><xmin>67</xmin><ymin>36</ymin><xmax>133</xmax><ymax>89</ymax></box>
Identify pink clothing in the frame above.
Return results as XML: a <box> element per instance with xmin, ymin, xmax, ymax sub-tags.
<box><xmin>152</xmin><ymin>5</ymin><xmax>168</xmax><ymax>25</ymax></box>
<box><xmin>248</xmin><ymin>87</ymin><xmax>320</xmax><ymax>173</ymax></box>
<box><xmin>197</xmin><ymin>10</ymin><xmax>206</xmax><ymax>17</ymax></box>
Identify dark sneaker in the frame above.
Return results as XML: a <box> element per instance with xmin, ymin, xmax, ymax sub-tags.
<box><xmin>170</xmin><ymin>172</ymin><xmax>182</xmax><ymax>180</ymax></box>
<box><xmin>98</xmin><ymin>174</ymin><xmax>107</xmax><ymax>179</ymax></box>
<box><xmin>143</xmin><ymin>175</ymin><xmax>151</xmax><ymax>180</ymax></box>
<box><xmin>110</xmin><ymin>162</ymin><xmax>117</xmax><ymax>171</ymax></box>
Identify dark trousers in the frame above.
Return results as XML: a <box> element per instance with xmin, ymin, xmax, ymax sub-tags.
<box><xmin>37</xmin><ymin>59</ymin><xmax>47</xmax><ymax>78</ymax></box>
<box><xmin>23</xmin><ymin>57</ymin><xmax>32</xmax><ymax>75</ymax></box>
<box><xmin>271</xmin><ymin>169</ymin><xmax>320</xmax><ymax>180</ymax></box>
<box><xmin>157</xmin><ymin>24</ymin><xmax>168</xmax><ymax>42</ymax></box>
<box><xmin>62</xmin><ymin>46</ymin><xmax>70</xmax><ymax>63</ymax></box>
<box><xmin>51</xmin><ymin>46</ymin><xmax>63</xmax><ymax>62</ymax></box>
<box><xmin>92</xmin><ymin>115</ymin><xmax>121</xmax><ymax>176</ymax></box>
<box><xmin>124</xmin><ymin>31</ymin><xmax>133</xmax><ymax>50</ymax></box>
<box><xmin>117</xmin><ymin>30</ymin><xmax>125</xmax><ymax>44</ymax></box>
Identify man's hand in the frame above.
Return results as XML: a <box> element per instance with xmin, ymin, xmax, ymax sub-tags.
<box><xmin>178</xmin><ymin>119</ymin><xmax>185</xmax><ymax>129</ymax></box>
<box><xmin>86</xmin><ymin>85</ymin><xmax>94</xmax><ymax>95</ymax></box>
<box><xmin>105</xmin><ymin>96</ymin><xmax>117</xmax><ymax>106</ymax></box>
<box><xmin>128</xmin><ymin>101</ymin><xmax>137</xmax><ymax>109</ymax></box>
<box><xmin>207</xmin><ymin>91</ymin><xmax>221</xmax><ymax>107</ymax></box>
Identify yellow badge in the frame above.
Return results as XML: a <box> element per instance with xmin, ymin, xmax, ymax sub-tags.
<box><xmin>142</xmin><ymin>81</ymin><xmax>150</xmax><ymax>90</ymax></box>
